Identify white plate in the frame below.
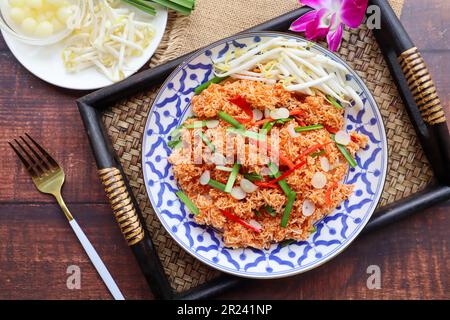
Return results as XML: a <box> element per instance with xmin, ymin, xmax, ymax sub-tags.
<box><xmin>1</xmin><ymin>5</ymin><xmax>168</xmax><ymax>90</ymax></box>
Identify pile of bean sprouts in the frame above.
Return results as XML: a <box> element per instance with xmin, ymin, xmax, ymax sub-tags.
<box><xmin>62</xmin><ymin>0</ymin><xmax>154</xmax><ymax>81</ymax></box>
<box><xmin>213</xmin><ymin>37</ymin><xmax>363</xmax><ymax>109</ymax></box>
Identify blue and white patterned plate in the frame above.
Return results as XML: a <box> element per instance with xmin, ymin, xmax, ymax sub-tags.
<box><xmin>142</xmin><ymin>32</ymin><xmax>388</xmax><ymax>279</ymax></box>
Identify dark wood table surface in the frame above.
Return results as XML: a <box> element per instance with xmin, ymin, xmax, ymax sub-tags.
<box><xmin>0</xmin><ymin>1</ymin><xmax>449</xmax><ymax>300</ymax></box>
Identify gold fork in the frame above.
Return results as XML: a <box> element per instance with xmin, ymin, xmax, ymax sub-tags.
<box><xmin>9</xmin><ymin>133</ymin><xmax>124</xmax><ymax>300</ymax></box>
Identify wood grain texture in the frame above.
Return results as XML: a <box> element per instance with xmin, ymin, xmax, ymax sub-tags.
<box><xmin>0</xmin><ymin>0</ymin><xmax>448</xmax><ymax>299</ymax></box>
<box><xmin>0</xmin><ymin>204</ymin><xmax>152</xmax><ymax>300</ymax></box>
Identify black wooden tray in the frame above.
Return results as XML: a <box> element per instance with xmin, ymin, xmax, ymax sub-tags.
<box><xmin>77</xmin><ymin>0</ymin><xmax>450</xmax><ymax>300</ymax></box>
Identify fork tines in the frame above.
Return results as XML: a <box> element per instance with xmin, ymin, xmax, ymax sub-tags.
<box><xmin>9</xmin><ymin>133</ymin><xmax>59</xmax><ymax>178</ymax></box>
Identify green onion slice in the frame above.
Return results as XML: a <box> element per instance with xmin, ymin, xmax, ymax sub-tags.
<box><xmin>243</xmin><ymin>172</ymin><xmax>263</xmax><ymax>181</ymax></box>
<box><xmin>218</xmin><ymin>111</ymin><xmax>245</xmax><ymax>130</ymax></box>
<box><xmin>194</xmin><ymin>76</ymin><xmax>226</xmax><ymax>94</ymax></box>
<box><xmin>267</xmin><ymin>162</ymin><xmax>293</xmax><ymax>197</ymax></box>
<box><xmin>262</xmin><ymin>118</ymin><xmax>292</xmax><ymax>133</ymax></box>
<box><xmin>331</xmin><ymin>135</ymin><xmax>357</xmax><ymax>168</ymax></box>
<box><xmin>168</xmin><ymin>139</ymin><xmax>181</xmax><ymax>149</ymax></box>
<box><xmin>325</xmin><ymin>95</ymin><xmax>344</xmax><ymax>110</ymax></box>
<box><xmin>169</xmin><ymin>126</ymin><xmax>183</xmax><ymax>138</ymax></box>
<box><xmin>185</xmin><ymin>121</ymin><xmax>207</xmax><ymax>129</ymax></box>
<box><xmin>310</xmin><ymin>150</ymin><xmax>326</xmax><ymax>158</ymax></box>
<box><xmin>335</xmin><ymin>143</ymin><xmax>357</xmax><ymax>168</ymax></box>
<box><xmin>264</xmin><ymin>205</ymin><xmax>277</xmax><ymax>217</ymax></box>
<box><xmin>224</xmin><ymin>163</ymin><xmax>240</xmax><ymax>193</ymax></box>
<box><xmin>207</xmin><ymin>179</ymin><xmax>226</xmax><ymax>192</ymax></box>
<box><xmin>295</xmin><ymin>124</ymin><xmax>324</xmax><ymax>132</ymax></box>
<box><xmin>176</xmin><ymin>191</ymin><xmax>199</xmax><ymax>215</ymax></box>
<box><xmin>281</xmin><ymin>191</ymin><xmax>296</xmax><ymax>228</ymax></box>
<box><xmin>227</xmin><ymin>127</ymin><xmax>266</xmax><ymax>141</ymax></box>
<box><xmin>199</xmin><ymin>132</ymin><xmax>215</xmax><ymax>152</ymax></box>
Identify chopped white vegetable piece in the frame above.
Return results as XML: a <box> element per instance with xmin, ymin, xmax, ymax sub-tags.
<box><xmin>335</xmin><ymin>130</ymin><xmax>351</xmax><ymax>145</ymax></box>
<box><xmin>270</xmin><ymin>107</ymin><xmax>290</xmax><ymax>120</ymax></box>
<box><xmin>216</xmin><ymin>165</ymin><xmax>233</xmax><ymax>172</ymax></box>
<box><xmin>288</xmin><ymin>123</ymin><xmax>300</xmax><ymax>138</ymax></box>
<box><xmin>302</xmin><ymin>199</ymin><xmax>315</xmax><ymax>216</ymax></box>
<box><xmin>35</xmin><ymin>21</ymin><xmax>54</xmax><ymax>37</ymax></box>
<box><xmin>345</xmin><ymin>86</ymin><xmax>364</xmax><ymax>109</ymax></box>
<box><xmin>248</xmin><ymin>219</ymin><xmax>262</xmax><ymax>231</ymax></box>
<box><xmin>252</xmin><ymin>109</ymin><xmax>263</xmax><ymax>121</ymax></box>
<box><xmin>320</xmin><ymin>157</ymin><xmax>330</xmax><ymax>172</ymax></box>
<box><xmin>199</xmin><ymin>171</ymin><xmax>210</xmax><ymax>185</ymax></box>
<box><xmin>212</xmin><ymin>153</ymin><xmax>227</xmax><ymax>165</ymax></box>
<box><xmin>231</xmin><ymin>187</ymin><xmax>247</xmax><ymax>200</ymax></box>
<box><xmin>311</xmin><ymin>172</ymin><xmax>327</xmax><ymax>189</ymax></box>
<box><xmin>240</xmin><ymin>179</ymin><xmax>258</xmax><ymax>193</ymax></box>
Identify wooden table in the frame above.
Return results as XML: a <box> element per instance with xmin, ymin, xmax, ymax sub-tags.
<box><xmin>0</xmin><ymin>1</ymin><xmax>448</xmax><ymax>300</ymax></box>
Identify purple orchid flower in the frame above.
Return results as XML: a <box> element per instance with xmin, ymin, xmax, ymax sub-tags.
<box><xmin>290</xmin><ymin>0</ymin><xmax>368</xmax><ymax>51</ymax></box>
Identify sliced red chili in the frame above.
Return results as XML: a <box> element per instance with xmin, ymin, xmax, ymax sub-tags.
<box><xmin>254</xmin><ymin>119</ymin><xmax>272</xmax><ymax>126</ymax></box>
<box><xmin>289</xmin><ymin>110</ymin><xmax>303</xmax><ymax>116</ymax></box>
<box><xmin>254</xmin><ymin>181</ymin><xmax>279</xmax><ymax>189</ymax></box>
<box><xmin>229</xmin><ymin>96</ymin><xmax>253</xmax><ymax>118</ymax></box>
<box><xmin>221</xmin><ymin>209</ymin><xmax>261</xmax><ymax>233</ymax></box>
<box><xmin>295</xmin><ymin>143</ymin><xmax>328</xmax><ymax>162</ymax></box>
<box><xmin>324</xmin><ymin>125</ymin><xmax>339</xmax><ymax>134</ymax></box>
<box><xmin>263</xmin><ymin>160</ymin><xmax>307</xmax><ymax>185</ymax></box>
<box><xmin>234</xmin><ymin>116</ymin><xmax>253</xmax><ymax>124</ymax></box>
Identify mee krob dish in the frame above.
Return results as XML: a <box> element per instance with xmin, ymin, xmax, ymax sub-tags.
<box><xmin>168</xmin><ymin>37</ymin><xmax>368</xmax><ymax>249</ymax></box>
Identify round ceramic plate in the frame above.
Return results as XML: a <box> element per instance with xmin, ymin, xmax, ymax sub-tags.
<box><xmin>1</xmin><ymin>5</ymin><xmax>167</xmax><ymax>90</ymax></box>
<box><xmin>142</xmin><ymin>32</ymin><xmax>388</xmax><ymax>279</ymax></box>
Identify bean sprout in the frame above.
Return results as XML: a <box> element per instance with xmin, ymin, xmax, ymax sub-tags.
<box><xmin>213</xmin><ymin>37</ymin><xmax>363</xmax><ymax>108</ymax></box>
<box><xmin>62</xmin><ymin>0</ymin><xmax>154</xmax><ymax>82</ymax></box>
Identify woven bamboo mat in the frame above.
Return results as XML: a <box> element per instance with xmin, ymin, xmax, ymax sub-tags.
<box><xmin>102</xmin><ymin>0</ymin><xmax>433</xmax><ymax>292</ymax></box>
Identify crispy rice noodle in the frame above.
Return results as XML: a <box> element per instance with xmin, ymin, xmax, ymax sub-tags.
<box><xmin>169</xmin><ymin>79</ymin><xmax>367</xmax><ymax>249</ymax></box>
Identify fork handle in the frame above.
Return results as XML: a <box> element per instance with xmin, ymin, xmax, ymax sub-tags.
<box><xmin>69</xmin><ymin>219</ymin><xmax>125</xmax><ymax>300</ymax></box>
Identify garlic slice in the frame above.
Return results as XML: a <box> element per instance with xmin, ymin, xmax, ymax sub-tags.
<box><xmin>311</xmin><ymin>172</ymin><xmax>327</xmax><ymax>189</ymax></box>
